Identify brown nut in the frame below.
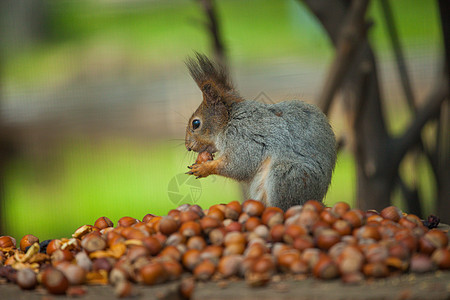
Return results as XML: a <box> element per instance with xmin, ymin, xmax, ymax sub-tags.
<box><xmin>81</xmin><ymin>232</ymin><xmax>107</xmax><ymax>253</ymax></box>
<box><xmin>139</xmin><ymin>262</ymin><xmax>167</xmax><ymax>285</ymax></box>
<box><xmin>158</xmin><ymin>216</ymin><xmax>180</xmax><ymax>236</ymax></box>
<box><xmin>182</xmin><ymin>249</ymin><xmax>202</xmax><ymax>271</ymax></box>
<box><xmin>316</xmin><ymin>228</ymin><xmax>341</xmax><ymax>250</ymax></box>
<box><xmin>195</xmin><ymin>151</ymin><xmax>213</xmax><ymax>164</ymax></box>
<box><xmin>332</xmin><ymin>219</ymin><xmax>352</xmax><ymax>236</ymax></box>
<box><xmin>242</xmin><ymin>199</ymin><xmax>265</xmax><ymax>217</ymax></box>
<box><xmin>303</xmin><ymin>200</ymin><xmax>325</xmax><ymax>213</ymax></box>
<box><xmin>179</xmin><ymin>221</ymin><xmax>202</xmax><ymax>238</ymax></box>
<box><xmin>0</xmin><ymin>236</ymin><xmax>16</xmax><ymax>248</ymax></box>
<box><xmin>313</xmin><ymin>255</ymin><xmax>339</xmax><ymax>279</ymax></box>
<box><xmin>284</xmin><ymin>205</ymin><xmax>302</xmax><ymax>219</ymax></box>
<box><xmin>342</xmin><ymin>209</ymin><xmax>365</xmax><ymax>228</ymax></box>
<box><xmin>332</xmin><ymin>202</ymin><xmax>350</xmax><ymax>217</ymax></box>
<box><xmin>261</xmin><ymin>207</ymin><xmax>284</xmax><ymax>228</ymax></box>
<box><xmin>41</xmin><ymin>267</ymin><xmax>69</xmax><ymax>295</ymax></box>
<box><xmin>199</xmin><ymin>216</ymin><xmax>221</xmax><ymax>234</ymax></box>
<box><xmin>118</xmin><ymin>216</ymin><xmax>139</xmax><ymax>227</ymax></box>
<box><xmin>51</xmin><ymin>249</ymin><xmax>74</xmax><ymax>262</ymax></box>
<box><xmin>46</xmin><ymin>239</ymin><xmax>62</xmax><ymax>255</ymax></box>
<box><xmin>431</xmin><ymin>248</ymin><xmax>450</xmax><ymax>270</ymax></box>
<box><xmin>320</xmin><ymin>210</ymin><xmax>339</xmax><ymax>225</ymax></box>
<box><xmin>142</xmin><ymin>236</ymin><xmax>162</xmax><ymax>256</ymax></box>
<box><xmin>162</xmin><ymin>260</ymin><xmax>183</xmax><ymax>281</ymax></box>
<box><xmin>218</xmin><ymin>255</ymin><xmax>243</xmax><ymax>278</ymax></box>
<box><xmin>187</xmin><ymin>236</ymin><xmax>207</xmax><ymax>251</ymax></box>
<box><xmin>19</xmin><ymin>234</ymin><xmax>39</xmax><ymax>252</ymax></box>
<box><xmin>225</xmin><ymin>201</ymin><xmax>242</xmax><ymax>220</ymax></box>
<box><xmin>380</xmin><ymin>206</ymin><xmax>402</xmax><ymax>222</ymax></box>
<box><xmin>193</xmin><ymin>259</ymin><xmax>216</xmax><ymax>281</ymax></box>
<box><xmin>179</xmin><ymin>277</ymin><xmax>195</xmax><ymax>299</ymax></box>
<box><xmin>17</xmin><ymin>268</ymin><xmax>37</xmax><ymax>290</ymax></box>
<box><xmin>362</xmin><ymin>262</ymin><xmax>389</xmax><ymax>278</ymax></box>
<box><xmin>410</xmin><ymin>254</ymin><xmax>437</xmax><ymax>273</ymax></box>
<box><xmin>94</xmin><ymin>217</ymin><xmax>114</xmax><ymax>230</ymax></box>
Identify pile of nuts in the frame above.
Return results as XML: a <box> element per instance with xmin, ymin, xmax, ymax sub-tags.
<box><xmin>0</xmin><ymin>200</ymin><xmax>449</xmax><ymax>298</ymax></box>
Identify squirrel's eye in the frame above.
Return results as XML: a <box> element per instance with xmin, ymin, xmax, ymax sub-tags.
<box><xmin>192</xmin><ymin>119</ymin><xmax>201</xmax><ymax>130</ymax></box>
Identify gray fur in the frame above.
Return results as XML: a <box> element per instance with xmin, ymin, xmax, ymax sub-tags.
<box><xmin>215</xmin><ymin>100</ymin><xmax>336</xmax><ymax>210</ymax></box>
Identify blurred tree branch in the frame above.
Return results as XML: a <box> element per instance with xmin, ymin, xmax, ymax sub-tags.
<box><xmin>197</xmin><ymin>0</ymin><xmax>227</xmax><ymax>67</ymax></box>
<box><xmin>303</xmin><ymin>0</ymin><xmax>449</xmax><ymax>221</ymax></box>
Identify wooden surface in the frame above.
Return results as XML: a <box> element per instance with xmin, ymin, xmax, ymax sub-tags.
<box><xmin>1</xmin><ymin>271</ymin><xmax>449</xmax><ymax>300</ymax></box>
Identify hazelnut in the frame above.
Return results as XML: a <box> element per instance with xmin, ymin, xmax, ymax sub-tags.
<box><xmin>364</xmin><ymin>243</ymin><xmax>389</xmax><ymax>263</ymax></box>
<box><xmin>313</xmin><ymin>255</ymin><xmax>339</xmax><ymax>279</ymax></box>
<box><xmin>320</xmin><ymin>210</ymin><xmax>339</xmax><ymax>225</ymax></box>
<box><xmin>224</xmin><ymin>221</ymin><xmax>242</xmax><ymax>233</ymax></box>
<box><xmin>161</xmin><ymin>260</ymin><xmax>183</xmax><ymax>281</ymax></box>
<box><xmin>242</xmin><ymin>199</ymin><xmax>265</xmax><ymax>217</ymax></box>
<box><xmin>80</xmin><ymin>232</ymin><xmax>107</xmax><ymax>253</ymax></box>
<box><xmin>218</xmin><ymin>255</ymin><xmax>243</xmax><ymax>278</ymax></box>
<box><xmin>115</xmin><ymin>280</ymin><xmax>133</xmax><ymax>298</ymax></box>
<box><xmin>46</xmin><ymin>239</ymin><xmax>62</xmax><ymax>255</ymax></box>
<box><xmin>224</xmin><ymin>242</ymin><xmax>245</xmax><ymax>256</ymax></box>
<box><xmin>277</xmin><ymin>249</ymin><xmax>301</xmax><ymax>273</ymax></box>
<box><xmin>201</xmin><ymin>245</ymin><xmax>223</xmax><ymax>262</ymax></box>
<box><xmin>420</xmin><ymin>229</ymin><xmax>448</xmax><ymax>254</ymax></box>
<box><xmin>225</xmin><ymin>201</ymin><xmax>242</xmax><ymax>220</ymax></box>
<box><xmin>224</xmin><ymin>231</ymin><xmax>246</xmax><ymax>247</ymax></box>
<box><xmin>342</xmin><ymin>209</ymin><xmax>365</xmax><ymax>228</ymax></box>
<box><xmin>285</xmin><ymin>205</ymin><xmax>302</xmax><ymax>219</ymax></box>
<box><xmin>301</xmin><ymin>248</ymin><xmax>321</xmax><ymax>269</ymax></box>
<box><xmin>182</xmin><ymin>249</ymin><xmax>202</xmax><ymax>270</ymax></box>
<box><xmin>179</xmin><ymin>221</ymin><xmax>202</xmax><ymax>238</ymax></box>
<box><xmin>253</xmin><ymin>225</ymin><xmax>269</xmax><ymax>240</ymax></box>
<box><xmin>158</xmin><ymin>216</ymin><xmax>180</xmax><ymax>236</ymax></box>
<box><xmin>41</xmin><ymin>267</ymin><xmax>69</xmax><ymax>295</ymax></box>
<box><xmin>269</xmin><ymin>224</ymin><xmax>285</xmax><ymax>242</ymax></box>
<box><xmin>17</xmin><ymin>268</ymin><xmax>37</xmax><ymax>290</ymax></box>
<box><xmin>142</xmin><ymin>236</ymin><xmax>163</xmax><ymax>256</ymax></box>
<box><xmin>362</xmin><ymin>262</ymin><xmax>389</xmax><ymax>278</ymax></box>
<box><xmin>207</xmin><ymin>207</ymin><xmax>225</xmax><ymax>221</ymax></box>
<box><xmin>199</xmin><ymin>216</ymin><xmax>221</xmax><ymax>234</ymax></box>
<box><xmin>187</xmin><ymin>236</ymin><xmax>207</xmax><ymax>251</ymax></box>
<box><xmin>315</xmin><ymin>228</ymin><xmax>341</xmax><ymax>250</ymax></box>
<box><xmin>355</xmin><ymin>225</ymin><xmax>381</xmax><ymax>241</ymax></box>
<box><xmin>245</xmin><ymin>217</ymin><xmax>262</xmax><ymax>232</ymax></box>
<box><xmin>297</xmin><ymin>210</ymin><xmax>320</xmax><ymax>230</ymax></box>
<box><xmin>59</xmin><ymin>263</ymin><xmax>86</xmax><ymax>285</ymax></box>
<box><xmin>0</xmin><ymin>236</ymin><xmax>16</xmax><ymax>248</ymax></box>
<box><xmin>431</xmin><ymin>248</ymin><xmax>450</xmax><ymax>270</ymax></box>
<box><xmin>180</xmin><ymin>210</ymin><xmax>201</xmax><ymax>223</ymax></box>
<box><xmin>75</xmin><ymin>251</ymin><xmax>92</xmax><ymax>271</ymax></box>
<box><xmin>332</xmin><ymin>202</ymin><xmax>350</xmax><ymax>217</ymax></box>
<box><xmin>292</xmin><ymin>235</ymin><xmax>314</xmax><ymax>251</ymax></box>
<box><xmin>92</xmin><ymin>257</ymin><xmax>113</xmax><ymax>272</ymax></box>
<box><xmin>142</xmin><ymin>213</ymin><xmax>157</xmax><ymax>223</ymax></box>
<box><xmin>380</xmin><ymin>206</ymin><xmax>402</xmax><ymax>222</ymax></box>
<box><xmin>94</xmin><ymin>217</ymin><xmax>114</xmax><ymax>230</ymax></box>
<box><xmin>166</xmin><ymin>232</ymin><xmax>185</xmax><ymax>246</ymax></box>
<box><xmin>283</xmin><ymin>224</ymin><xmax>307</xmax><ymax>244</ymax></box>
<box><xmin>209</xmin><ymin>228</ymin><xmax>226</xmax><ymax>246</ymax></box>
<box><xmin>332</xmin><ymin>219</ymin><xmax>352</xmax><ymax>236</ymax></box>
<box><xmin>51</xmin><ymin>249</ymin><xmax>74</xmax><ymax>262</ymax></box>
<box><xmin>118</xmin><ymin>216</ymin><xmax>139</xmax><ymax>227</ymax></box>
<box><xmin>19</xmin><ymin>234</ymin><xmax>39</xmax><ymax>252</ymax></box>
<box><xmin>410</xmin><ymin>254</ymin><xmax>436</xmax><ymax>273</ymax></box>
<box><xmin>179</xmin><ymin>277</ymin><xmax>195</xmax><ymax>299</ymax></box>
<box><xmin>303</xmin><ymin>200</ymin><xmax>324</xmax><ymax>213</ymax></box>
<box><xmin>193</xmin><ymin>259</ymin><xmax>216</xmax><ymax>281</ymax></box>
<box><xmin>195</xmin><ymin>151</ymin><xmax>213</xmax><ymax>164</ymax></box>
<box><xmin>139</xmin><ymin>262</ymin><xmax>167</xmax><ymax>285</ymax></box>
<box><xmin>261</xmin><ymin>207</ymin><xmax>284</xmax><ymax>228</ymax></box>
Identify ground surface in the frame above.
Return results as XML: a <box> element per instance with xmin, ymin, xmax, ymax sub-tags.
<box><xmin>1</xmin><ymin>271</ymin><xmax>449</xmax><ymax>300</ymax></box>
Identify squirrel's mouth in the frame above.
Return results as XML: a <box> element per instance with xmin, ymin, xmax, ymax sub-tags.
<box><xmin>185</xmin><ymin>140</ymin><xmax>217</xmax><ymax>154</ymax></box>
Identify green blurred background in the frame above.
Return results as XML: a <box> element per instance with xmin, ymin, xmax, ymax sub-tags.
<box><xmin>0</xmin><ymin>0</ymin><xmax>442</xmax><ymax>240</ymax></box>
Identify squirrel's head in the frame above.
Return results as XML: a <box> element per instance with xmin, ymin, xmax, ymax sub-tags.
<box><xmin>185</xmin><ymin>53</ymin><xmax>243</xmax><ymax>153</ymax></box>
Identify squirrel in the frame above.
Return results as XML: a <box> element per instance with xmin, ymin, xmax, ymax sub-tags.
<box><xmin>185</xmin><ymin>53</ymin><xmax>336</xmax><ymax>211</ymax></box>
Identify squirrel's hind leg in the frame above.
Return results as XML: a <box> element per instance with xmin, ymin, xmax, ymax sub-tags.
<box><xmin>263</xmin><ymin>161</ymin><xmax>326</xmax><ymax>211</ymax></box>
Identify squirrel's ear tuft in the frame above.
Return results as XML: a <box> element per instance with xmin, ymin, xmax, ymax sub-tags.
<box><xmin>186</xmin><ymin>52</ymin><xmax>242</xmax><ymax>106</ymax></box>
<box><xmin>186</xmin><ymin>52</ymin><xmax>232</xmax><ymax>91</ymax></box>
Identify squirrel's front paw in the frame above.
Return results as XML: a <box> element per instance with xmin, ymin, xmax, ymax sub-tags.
<box><xmin>186</xmin><ymin>162</ymin><xmax>213</xmax><ymax>179</ymax></box>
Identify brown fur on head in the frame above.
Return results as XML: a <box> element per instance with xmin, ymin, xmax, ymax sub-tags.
<box><xmin>185</xmin><ymin>53</ymin><xmax>243</xmax><ymax>153</ymax></box>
